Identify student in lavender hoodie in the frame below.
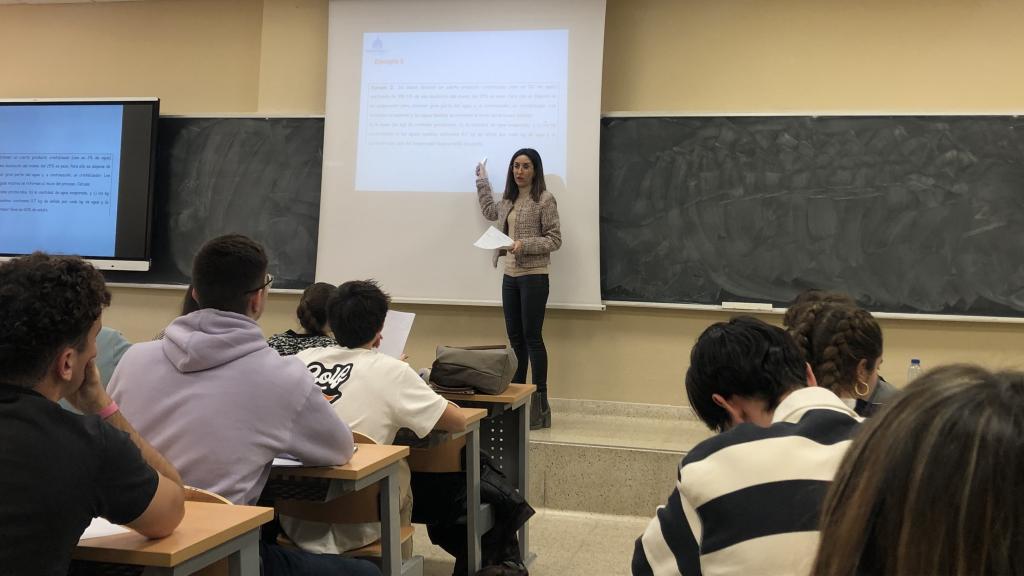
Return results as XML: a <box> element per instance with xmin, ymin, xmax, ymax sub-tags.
<box><xmin>108</xmin><ymin>234</ymin><xmax>378</xmax><ymax>576</ymax></box>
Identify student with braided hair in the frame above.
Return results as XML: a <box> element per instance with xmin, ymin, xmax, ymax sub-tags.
<box><xmin>268</xmin><ymin>282</ymin><xmax>338</xmax><ymax>356</ymax></box>
<box><xmin>787</xmin><ymin>303</ymin><xmax>887</xmax><ymax>415</ymax></box>
<box><xmin>781</xmin><ymin>289</ymin><xmax>856</xmax><ymax>329</ymax></box>
<box><xmin>784</xmin><ymin>290</ymin><xmax>899</xmax><ymax>416</ymax></box>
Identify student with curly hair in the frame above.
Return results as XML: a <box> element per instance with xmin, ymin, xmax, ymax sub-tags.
<box><xmin>787</xmin><ymin>302</ymin><xmax>886</xmax><ymax>414</ymax></box>
<box><xmin>812</xmin><ymin>364</ymin><xmax>1024</xmax><ymax>576</ymax></box>
<box><xmin>784</xmin><ymin>291</ymin><xmax>898</xmax><ymax>416</ymax></box>
<box><xmin>268</xmin><ymin>282</ymin><xmax>338</xmax><ymax>356</ymax></box>
<box><xmin>0</xmin><ymin>253</ymin><xmax>184</xmax><ymax>575</ymax></box>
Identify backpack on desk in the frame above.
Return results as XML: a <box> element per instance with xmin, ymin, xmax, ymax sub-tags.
<box><xmin>429</xmin><ymin>345</ymin><xmax>517</xmax><ymax>395</ymax></box>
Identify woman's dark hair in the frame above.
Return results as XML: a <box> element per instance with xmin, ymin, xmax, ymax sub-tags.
<box><xmin>297</xmin><ymin>282</ymin><xmax>335</xmax><ymax>336</ymax></box>
<box><xmin>686</xmin><ymin>316</ymin><xmax>807</xmax><ymax>432</ymax></box>
<box><xmin>782</xmin><ymin>289</ymin><xmax>857</xmax><ymax>329</ymax></box>
<box><xmin>812</xmin><ymin>364</ymin><xmax>1024</xmax><ymax>576</ymax></box>
<box><xmin>0</xmin><ymin>253</ymin><xmax>111</xmax><ymax>388</ymax></box>
<box><xmin>502</xmin><ymin>148</ymin><xmax>547</xmax><ymax>203</ymax></box>
<box><xmin>788</xmin><ymin>303</ymin><xmax>882</xmax><ymax>397</ymax></box>
<box><xmin>327</xmin><ymin>280</ymin><xmax>390</xmax><ymax>348</ymax></box>
<box><xmin>191</xmin><ymin>234</ymin><xmax>268</xmax><ymax>315</ymax></box>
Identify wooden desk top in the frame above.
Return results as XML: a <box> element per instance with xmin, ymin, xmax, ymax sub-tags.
<box><xmin>74</xmin><ymin>501</ymin><xmax>272</xmax><ymax>568</ymax></box>
<box><xmin>270</xmin><ymin>443</ymin><xmax>409</xmax><ymax>481</ymax></box>
<box><xmin>460</xmin><ymin>407</ymin><xmax>488</xmax><ymax>427</ymax></box>
<box><xmin>442</xmin><ymin>383</ymin><xmax>536</xmax><ymax>408</ymax></box>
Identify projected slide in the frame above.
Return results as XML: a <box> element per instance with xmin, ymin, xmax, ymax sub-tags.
<box><xmin>355</xmin><ymin>29</ymin><xmax>568</xmax><ymax>192</ymax></box>
<box><xmin>0</xmin><ymin>105</ymin><xmax>123</xmax><ymax>256</ymax></box>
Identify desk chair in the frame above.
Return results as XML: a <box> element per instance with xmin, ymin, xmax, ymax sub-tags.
<box><xmin>275</xmin><ymin>432</ymin><xmax>416</xmax><ymax>560</ymax></box>
<box><xmin>407</xmin><ymin>435</ymin><xmax>466</xmax><ymax>473</ymax></box>
<box><xmin>185</xmin><ymin>486</ymin><xmax>232</xmax><ymax>505</ymax></box>
<box><xmin>408</xmin><ymin>430</ymin><xmax>502</xmax><ymax>576</ymax></box>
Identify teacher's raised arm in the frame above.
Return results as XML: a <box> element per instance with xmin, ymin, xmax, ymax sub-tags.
<box><xmin>473</xmin><ymin>148</ymin><xmax>561</xmax><ymax>430</ymax></box>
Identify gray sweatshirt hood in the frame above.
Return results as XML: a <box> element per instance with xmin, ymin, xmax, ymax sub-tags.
<box><xmin>162</xmin><ymin>309</ymin><xmax>268</xmax><ymax>373</ymax></box>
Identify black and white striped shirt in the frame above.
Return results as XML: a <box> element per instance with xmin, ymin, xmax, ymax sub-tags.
<box><xmin>632</xmin><ymin>387</ymin><xmax>861</xmax><ymax>576</ymax></box>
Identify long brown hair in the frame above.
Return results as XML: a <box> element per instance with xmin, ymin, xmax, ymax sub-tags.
<box><xmin>502</xmin><ymin>148</ymin><xmax>546</xmax><ymax>203</ymax></box>
<box><xmin>811</xmin><ymin>364</ymin><xmax>1024</xmax><ymax>576</ymax></box>
<box><xmin>788</xmin><ymin>303</ymin><xmax>882</xmax><ymax>397</ymax></box>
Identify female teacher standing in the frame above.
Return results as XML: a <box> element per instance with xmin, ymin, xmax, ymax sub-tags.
<box><xmin>476</xmin><ymin>148</ymin><xmax>561</xmax><ymax>429</ymax></box>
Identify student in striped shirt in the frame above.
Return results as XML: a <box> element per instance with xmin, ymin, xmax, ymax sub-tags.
<box><xmin>632</xmin><ymin>316</ymin><xmax>862</xmax><ymax>576</ymax></box>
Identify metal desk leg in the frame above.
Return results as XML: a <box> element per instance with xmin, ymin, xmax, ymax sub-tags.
<box><xmin>466</xmin><ymin>426</ymin><xmax>482</xmax><ymax>574</ymax></box>
<box><xmin>516</xmin><ymin>398</ymin><xmax>533</xmax><ymax>565</ymax></box>
<box><xmin>228</xmin><ymin>529</ymin><xmax>261</xmax><ymax>576</ymax></box>
<box><xmin>380</xmin><ymin>470</ymin><xmax>402</xmax><ymax>576</ymax></box>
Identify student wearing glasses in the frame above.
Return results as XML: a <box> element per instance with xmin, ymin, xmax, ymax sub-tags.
<box><xmin>108</xmin><ymin>235</ymin><xmax>377</xmax><ymax>576</ymax></box>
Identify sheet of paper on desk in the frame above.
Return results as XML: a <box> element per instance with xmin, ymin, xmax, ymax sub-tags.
<box><xmin>379</xmin><ymin>310</ymin><xmax>415</xmax><ymax>359</ymax></box>
<box><xmin>80</xmin><ymin>517</ymin><xmax>131</xmax><ymax>541</ymax></box>
<box><xmin>474</xmin><ymin>226</ymin><xmax>513</xmax><ymax>250</ymax></box>
<box><xmin>272</xmin><ymin>446</ymin><xmax>357</xmax><ymax>467</ymax></box>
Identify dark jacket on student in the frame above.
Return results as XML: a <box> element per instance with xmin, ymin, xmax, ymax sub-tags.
<box><xmin>855</xmin><ymin>376</ymin><xmax>901</xmax><ymax>417</ymax></box>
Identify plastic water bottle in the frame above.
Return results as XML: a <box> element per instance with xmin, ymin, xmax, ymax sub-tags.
<box><xmin>907</xmin><ymin>358</ymin><xmax>922</xmax><ymax>383</ymax></box>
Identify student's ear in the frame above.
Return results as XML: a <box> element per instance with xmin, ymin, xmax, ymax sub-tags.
<box><xmin>711</xmin><ymin>393</ymin><xmax>744</xmax><ymax>428</ymax></box>
<box><xmin>805</xmin><ymin>363</ymin><xmax>818</xmax><ymax>388</ymax></box>
<box><xmin>248</xmin><ymin>288</ymin><xmax>266</xmax><ymax>320</ymax></box>
<box><xmin>191</xmin><ymin>287</ymin><xmax>200</xmax><ymax>306</ymax></box>
<box><xmin>855</xmin><ymin>358</ymin><xmax>870</xmax><ymax>382</ymax></box>
<box><xmin>54</xmin><ymin>346</ymin><xmax>76</xmax><ymax>384</ymax></box>
<box><xmin>371</xmin><ymin>331</ymin><xmax>383</xmax><ymax>349</ymax></box>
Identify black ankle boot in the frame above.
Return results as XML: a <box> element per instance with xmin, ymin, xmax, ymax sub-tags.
<box><xmin>530</xmin><ymin>391</ymin><xmax>551</xmax><ymax>430</ymax></box>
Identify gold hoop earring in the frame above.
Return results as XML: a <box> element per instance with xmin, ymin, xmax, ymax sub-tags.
<box><xmin>854</xmin><ymin>379</ymin><xmax>870</xmax><ymax>398</ymax></box>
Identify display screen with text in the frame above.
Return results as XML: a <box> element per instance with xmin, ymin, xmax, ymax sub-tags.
<box><xmin>354</xmin><ymin>30</ymin><xmax>568</xmax><ymax>192</ymax></box>
<box><xmin>0</xmin><ymin>104</ymin><xmax>123</xmax><ymax>256</ymax></box>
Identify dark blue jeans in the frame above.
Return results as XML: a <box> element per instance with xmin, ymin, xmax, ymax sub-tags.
<box><xmin>501</xmin><ymin>274</ymin><xmax>549</xmax><ymax>392</ymax></box>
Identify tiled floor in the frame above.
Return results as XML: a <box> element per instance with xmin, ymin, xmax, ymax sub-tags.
<box><xmin>413</xmin><ymin>508</ymin><xmax>650</xmax><ymax>576</ymax></box>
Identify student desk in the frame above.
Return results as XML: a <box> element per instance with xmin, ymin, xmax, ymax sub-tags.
<box><xmin>73</xmin><ymin>501</ymin><xmax>272</xmax><ymax>575</ymax></box>
<box><xmin>267</xmin><ymin>444</ymin><xmax>412</xmax><ymax>576</ymax></box>
<box><xmin>398</xmin><ymin>406</ymin><xmax>488</xmax><ymax>575</ymax></box>
<box><xmin>440</xmin><ymin>383</ymin><xmax>536</xmax><ymax>565</ymax></box>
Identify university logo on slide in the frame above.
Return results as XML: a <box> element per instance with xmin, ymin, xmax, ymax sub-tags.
<box><xmin>308</xmin><ymin>361</ymin><xmax>353</xmax><ymax>404</ymax></box>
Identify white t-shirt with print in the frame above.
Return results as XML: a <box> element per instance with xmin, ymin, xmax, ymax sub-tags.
<box><xmin>281</xmin><ymin>345</ymin><xmax>449</xmax><ymax>554</ymax></box>
<box><xmin>297</xmin><ymin>345</ymin><xmax>448</xmax><ymax>445</ymax></box>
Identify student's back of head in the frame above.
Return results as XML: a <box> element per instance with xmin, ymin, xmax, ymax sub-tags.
<box><xmin>812</xmin><ymin>364</ymin><xmax>1024</xmax><ymax>576</ymax></box>
<box><xmin>0</xmin><ymin>252</ymin><xmax>110</xmax><ymax>388</ymax></box>
<box><xmin>297</xmin><ymin>282</ymin><xmax>335</xmax><ymax>336</ymax></box>
<box><xmin>328</xmin><ymin>280</ymin><xmax>390</xmax><ymax>348</ymax></box>
<box><xmin>788</xmin><ymin>303</ymin><xmax>883</xmax><ymax>399</ymax></box>
<box><xmin>782</xmin><ymin>289</ymin><xmax>857</xmax><ymax>329</ymax></box>
<box><xmin>686</xmin><ymin>316</ymin><xmax>807</xmax><ymax>432</ymax></box>
<box><xmin>191</xmin><ymin>234</ymin><xmax>268</xmax><ymax>315</ymax></box>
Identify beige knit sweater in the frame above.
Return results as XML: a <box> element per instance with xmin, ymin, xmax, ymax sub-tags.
<box><xmin>476</xmin><ymin>177</ymin><xmax>562</xmax><ymax>270</ymax></box>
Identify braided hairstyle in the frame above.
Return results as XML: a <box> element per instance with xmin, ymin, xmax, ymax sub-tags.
<box><xmin>296</xmin><ymin>282</ymin><xmax>335</xmax><ymax>336</ymax></box>
<box><xmin>788</xmin><ymin>303</ymin><xmax>883</xmax><ymax>397</ymax></box>
<box><xmin>782</xmin><ymin>289</ymin><xmax>857</xmax><ymax>329</ymax></box>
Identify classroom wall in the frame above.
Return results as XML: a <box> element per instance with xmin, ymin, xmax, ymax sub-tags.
<box><xmin>4</xmin><ymin>0</ymin><xmax>1024</xmax><ymax>405</ymax></box>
